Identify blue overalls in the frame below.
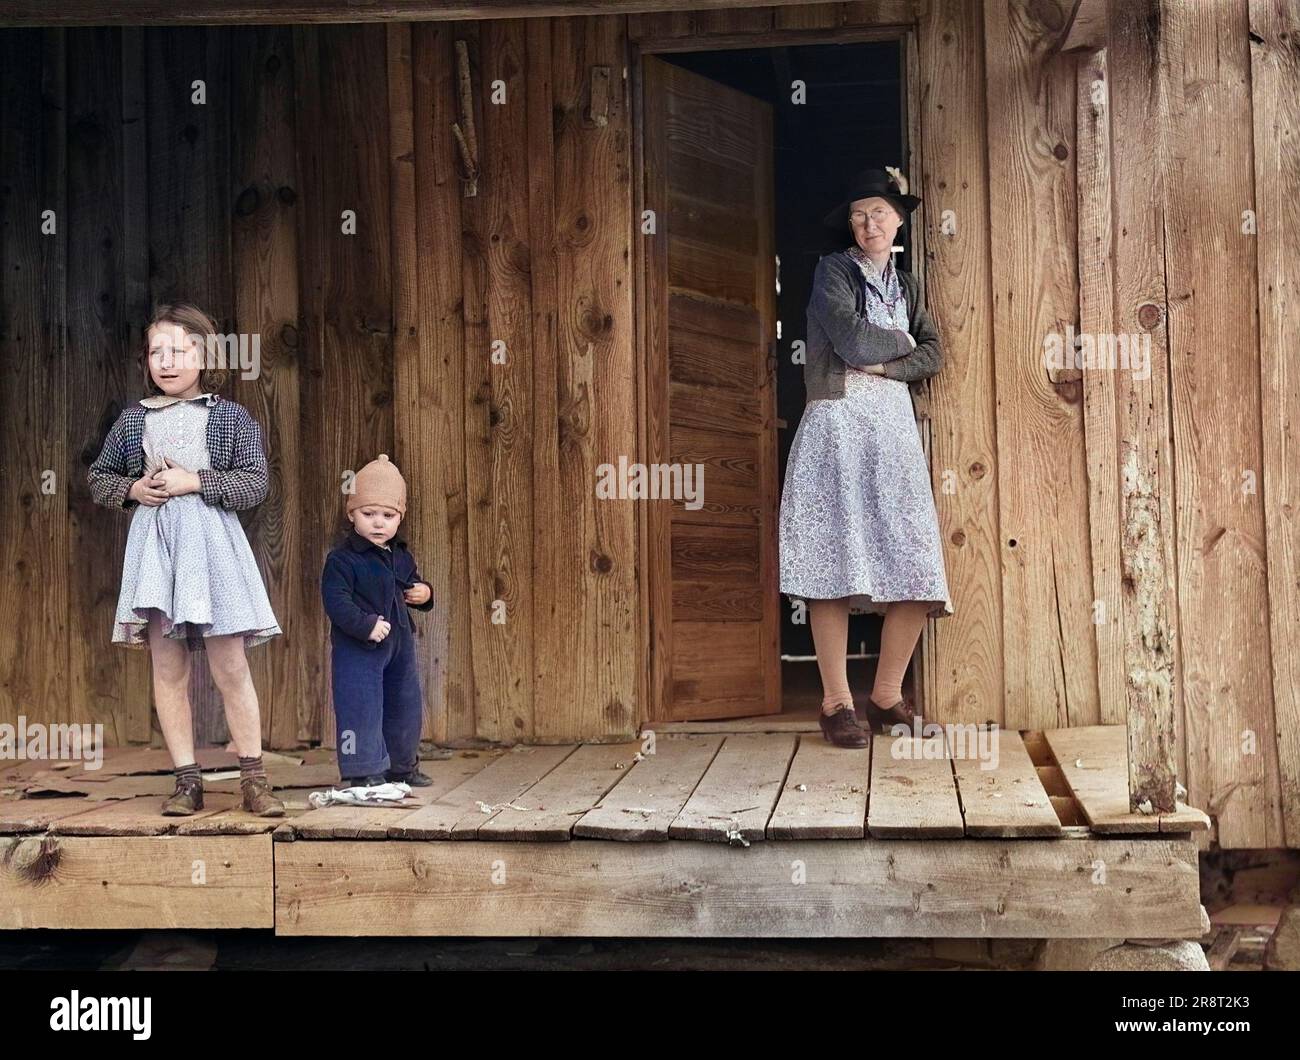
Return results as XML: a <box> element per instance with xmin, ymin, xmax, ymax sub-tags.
<box><xmin>320</xmin><ymin>529</ymin><xmax>435</xmax><ymax>780</ymax></box>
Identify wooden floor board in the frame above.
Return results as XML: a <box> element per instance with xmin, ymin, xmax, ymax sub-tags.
<box><xmin>1045</xmin><ymin>726</ymin><xmax>1210</xmax><ymax>834</ymax></box>
<box><xmin>479</xmin><ymin>743</ymin><xmax>642</xmax><ymax>840</ymax></box>
<box><xmin>767</xmin><ymin>734</ymin><xmax>870</xmax><ymax>839</ymax></box>
<box><xmin>387</xmin><ymin>745</ymin><xmax>577</xmax><ymax>840</ymax></box>
<box><xmin>288</xmin><ymin>753</ymin><xmax>497</xmax><ymax>839</ymax></box>
<box><xmin>867</xmin><ymin>735</ymin><xmax>964</xmax><ymax>838</ymax></box>
<box><xmin>574</xmin><ymin>734</ymin><xmax>722</xmax><ymax>840</ymax></box>
<box><xmin>952</xmin><ymin>728</ymin><xmax>1063</xmax><ymax>837</ymax></box>
<box><xmin>668</xmin><ymin>733</ymin><xmax>796</xmax><ymax>842</ymax></box>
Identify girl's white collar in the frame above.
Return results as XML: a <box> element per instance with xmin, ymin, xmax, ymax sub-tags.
<box><xmin>140</xmin><ymin>392</ymin><xmax>218</xmax><ymax>409</ymax></box>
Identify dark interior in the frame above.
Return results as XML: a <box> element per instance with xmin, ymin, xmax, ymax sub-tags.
<box><xmin>660</xmin><ymin>41</ymin><xmax>908</xmax><ymax>711</ymax></box>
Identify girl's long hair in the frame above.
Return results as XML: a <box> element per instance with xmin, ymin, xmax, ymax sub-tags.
<box><xmin>139</xmin><ymin>303</ymin><xmax>231</xmax><ymax>396</ymax></box>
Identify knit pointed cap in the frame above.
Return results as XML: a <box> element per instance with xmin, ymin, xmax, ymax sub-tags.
<box><xmin>347</xmin><ymin>453</ymin><xmax>407</xmax><ymax>514</ymax></box>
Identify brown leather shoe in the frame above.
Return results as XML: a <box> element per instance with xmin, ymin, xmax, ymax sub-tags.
<box><xmin>818</xmin><ymin>702</ymin><xmax>869</xmax><ymax>748</ymax></box>
<box><xmin>240</xmin><ymin>775</ymin><xmax>285</xmax><ymax>817</ymax></box>
<box><xmin>864</xmin><ymin>693</ymin><xmax>925</xmax><ymax>735</ymax></box>
<box><xmin>161</xmin><ymin>776</ymin><xmax>204</xmax><ymax>816</ymax></box>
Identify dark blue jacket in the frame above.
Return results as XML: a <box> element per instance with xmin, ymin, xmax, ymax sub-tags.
<box><xmin>321</xmin><ymin>529</ymin><xmax>435</xmax><ymax>648</ymax></box>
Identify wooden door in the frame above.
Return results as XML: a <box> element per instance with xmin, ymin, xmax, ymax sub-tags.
<box><xmin>642</xmin><ymin>56</ymin><xmax>780</xmax><ymax>721</ymax></box>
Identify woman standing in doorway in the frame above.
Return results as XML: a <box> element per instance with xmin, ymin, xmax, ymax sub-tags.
<box><xmin>779</xmin><ymin>167</ymin><xmax>953</xmax><ymax>749</ymax></box>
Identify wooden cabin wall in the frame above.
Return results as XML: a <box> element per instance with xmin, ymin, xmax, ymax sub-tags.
<box><xmin>0</xmin><ymin>1</ymin><xmax>1296</xmax><ymax>850</ymax></box>
<box><xmin>0</xmin><ymin>17</ymin><xmax>638</xmax><ymax>751</ymax></box>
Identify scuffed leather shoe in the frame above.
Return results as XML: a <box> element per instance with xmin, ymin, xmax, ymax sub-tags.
<box><xmin>160</xmin><ymin>776</ymin><xmax>204</xmax><ymax>816</ymax></box>
<box><xmin>818</xmin><ymin>702</ymin><xmax>869</xmax><ymax>748</ymax></box>
<box><xmin>864</xmin><ymin>694</ymin><xmax>925</xmax><ymax>735</ymax></box>
<box><xmin>240</xmin><ymin>775</ymin><xmax>285</xmax><ymax>817</ymax></box>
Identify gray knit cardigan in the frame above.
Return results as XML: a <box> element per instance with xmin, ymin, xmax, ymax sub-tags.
<box><xmin>803</xmin><ymin>249</ymin><xmax>944</xmax><ymax>403</ymax></box>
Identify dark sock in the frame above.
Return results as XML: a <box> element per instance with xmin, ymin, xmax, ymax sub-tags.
<box><xmin>174</xmin><ymin>762</ymin><xmax>201</xmax><ymax>784</ymax></box>
<box><xmin>238</xmin><ymin>755</ymin><xmax>267</xmax><ymax>782</ymax></box>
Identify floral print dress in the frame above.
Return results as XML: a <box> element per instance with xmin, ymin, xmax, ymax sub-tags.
<box><xmin>778</xmin><ymin>249</ymin><xmax>954</xmax><ymax>619</ymax></box>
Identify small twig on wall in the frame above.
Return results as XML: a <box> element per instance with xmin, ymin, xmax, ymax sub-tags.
<box><xmin>452</xmin><ymin>39</ymin><xmax>480</xmax><ymax>197</ymax></box>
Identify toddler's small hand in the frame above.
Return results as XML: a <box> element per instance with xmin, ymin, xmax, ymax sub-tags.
<box><xmin>403</xmin><ymin>582</ymin><xmax>431</xmax><ymax>606</ymax></box>
<box><xmin>368</xmin><ymin>616</ymin><xmax>391</xmax><ymax>642</ymax></box>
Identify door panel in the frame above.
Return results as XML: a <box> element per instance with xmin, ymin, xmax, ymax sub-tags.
<box><xmin>644</xmin><ymin>55</ymin><xmax>779</xmax><ymax>721</ymax></box>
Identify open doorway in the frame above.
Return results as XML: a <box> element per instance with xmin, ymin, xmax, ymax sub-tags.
<box><xmin>638</xmin><ymin>36</ymin><xmax>917</xmax><ymax>724</ymax></box>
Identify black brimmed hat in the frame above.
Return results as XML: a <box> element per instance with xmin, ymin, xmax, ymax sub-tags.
<box><xmin>821</xmin><ymin>166</ymin><xmax>921</xmax><ymax>230</ymax></box>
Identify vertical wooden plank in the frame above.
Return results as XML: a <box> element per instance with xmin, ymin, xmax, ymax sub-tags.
<box><xmin>388</xmin><ymin>21</ymin><xmax>439</xmax><ymax>743</ymax></box>
<box><xmin>386</xmin><ymin>20</ymin><xmax>420</xmax><ymax>739</ymax></box>
<box><xmin>524</xmin><ymin>16</ymin><xmax>560</xmax><ymax>740</ymax></box>
<box><xmin>68</xmin><ymin>26</ymin><xmax>141</xmax><ymax>745</ymax></box>
<box><xmin>304</xmin><ymin>23</ymin><xmax>396</xmax><ymax>750</ymax></box>
<box><xmin>457</xmin><ymin>21</ymin><xmax>491</xmax><ymax>741</ymax></box>
<box><xmin>1160</xmin><ymin>0</ymin><xmax>1282</xmax><ymax>846</ymax></box>
<box><xmin>1076</xmin><ymin>47</ymin><xmax>1127</xmax><ymax>724</ymax></box>
<box><xmin>535</xmin><ymin>15</ymin><xmax>638</xmax><ymax>741</ymax></box>
<box><xmin>916</xmin><ymin>0</ymin><xmax>1003</xmax><ymax>724</ymax></box>
<box><xmin>144</xmin><ymin>25</ymin><xmax>235</xmax><ymax>746</ymax></box>
<box><xmin>903</xmin><ymin>24</ymin><xmax>933</xmax><ymax>715</ymax></box>
<box><xmin>290</xmin><ymin>24</ymin><xmax>329</xmax><ymax>746</ymax></box>
<box><xmin>119</xmin><ymin>26</ymin><xmax>155</xmax><ymax>744</ymax></box>
<box><xmin>0</xmin><ymin>30</ymin><xmax>70</xmax><ymax>736</ymax></box>
<box><xmin>412</xmin><ymin>21</ymin><xmax>474</xmax><ymax>742</ymax></box>
<box><xmin>201</xmin><ymin>25</ymin><xmax>236</xmax><ymax>747</ymax></box>
<box><xmin>231</xmin><ymin>25</ymin><xmax>304</xmax><ymax>750</ymax></box>
<box><xmin>1105</xmin><ymin>0</ymin><xmax>1184</xmax><ymax>821</ymax></box>
<box><xmin>1248</xmin><ymin>0</ymin><xmax>1300</xmax><ymax>847</ymax></box>
<box><xmin>983</xmin><ymin>0</ymin><xmax>1098</xmax><ymax>729</ymax></box>
<box><xmin>461</xmin><ymin>20</ymin><xmax>535</xmax><ymax>742</ymax></box>
<box><xmin>640</xmin><ymin>51</ymin><xmax>672</xmax><ymax>726</ymax></box>
<box><xmin>42</xmin><ymin>31</ymin><xmax>71</xmax><ymax>732</ymax></box>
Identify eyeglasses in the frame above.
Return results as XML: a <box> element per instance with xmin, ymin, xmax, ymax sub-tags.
<box><xmin>850</xmin><ymin>207</ymin><xmax>896</xmax><ymax>226</ymax></box>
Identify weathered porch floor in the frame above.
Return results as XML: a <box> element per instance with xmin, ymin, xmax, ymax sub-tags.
<box><xmin>1</xmin><ymin>725</ymin><xmax>1209</xmax><ymax>938</ymax></box>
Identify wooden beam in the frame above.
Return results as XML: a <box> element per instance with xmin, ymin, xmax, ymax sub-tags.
<box><xmin>1159</xmin><ymin>0</ymin><xmax>1283</xmax><ymax>847</ymax></box>
<box><xmin>1076</xmin><ymin>47</ymin><xmax>1126</xmax><ymax>729</ymax></box>
<box><xmin>915</xmin><ymin>0</ymin><xmax>1003</xmax><ymax>727</ymax></box>
<box><xmin>984</xmin><ymin>0</ymin><xmax>1098</xmax><ymax>730</ymax></box>
<box><xmin>1249</xmin><ymin>0</ymin><xmax>1300</xmax><ymax>848</ymax></box>
<box><xmin>0</xmin><ymin>835</ymin><xmax>273</xmax><ymax>929</ymax></box>
<box><xmin>2</xmin><ymin>1</ymin><xmax>904</xmax><ymax>29</ymax></box>
<box><xmin>275</xmin><ymin>835</ymin><xmax>1204</xmax><ymax>937</ymax></box>
<box><xmin>1105</xmin><ymin>0</ymin><xmax>1181</xmax><ymax>816</ymax></box>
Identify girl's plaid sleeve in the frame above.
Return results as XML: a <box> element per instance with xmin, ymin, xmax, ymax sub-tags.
<box><xmin>197</xmin><ymin>407</ymin><xmax>270</xmax><ymax>510</ymax></box>
<box><xmin>87</xmin><ymin>414</ymin><xmax>137</xmax><ymax>510</ymax></box>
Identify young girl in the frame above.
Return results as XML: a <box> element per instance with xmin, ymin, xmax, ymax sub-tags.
<box><xmin>88</xmin><ymin>303</ymin><xmax>285</xmax><ymax>817</ymax></box>
<box><xmin>320</xmin><ymin>454</ymin><xmax>435</xmax><ymax>787</ymax></box>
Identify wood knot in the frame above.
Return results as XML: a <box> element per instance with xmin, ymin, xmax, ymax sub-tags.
<box><xmin>5</xmin><ymin>835</ymin><xmax>62</xmax><ymax>884</ymax></box>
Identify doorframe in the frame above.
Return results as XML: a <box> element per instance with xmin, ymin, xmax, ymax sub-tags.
<box><xmin>630</xmin><ymin>22</ymin><xmax>930</xmax><ymax>727</ymax></box>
